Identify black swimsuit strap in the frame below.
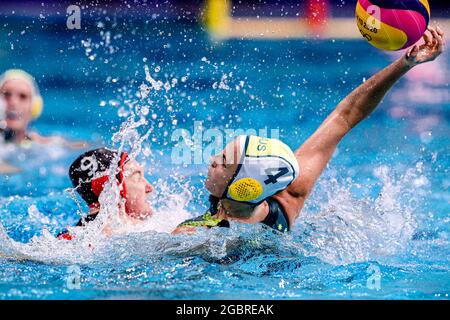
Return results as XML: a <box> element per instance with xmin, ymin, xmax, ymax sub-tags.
<box><xmin>261</xmin><ymin>197</ymin><xmax>290</xmax><ymax>233</ymax></box>
<box><xmin>1</xmin><ymin>128</ymin><xmax>32</xmax><ymax>143</ymax></box>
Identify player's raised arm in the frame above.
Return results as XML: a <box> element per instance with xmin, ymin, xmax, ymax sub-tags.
<box><xmin>288</xmin><ymin>26</ymin><xmax>445</xmax><ymax>200</ymax></box>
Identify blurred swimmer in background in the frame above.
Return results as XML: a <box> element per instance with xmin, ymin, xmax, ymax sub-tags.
<box><xmin>0</xmin><ymin>69</ymin><xmax>88</xmax><ymax>147</ymax></box>
<box><xmin>0</xmin><ymin>69</ymin><xmax>87</xmax><ymax>174</ymax></box>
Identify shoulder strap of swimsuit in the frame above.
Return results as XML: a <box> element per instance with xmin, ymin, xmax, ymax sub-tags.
<box><xmin>261</xmin><ymin>197</ymin><xmax>290</xmax><ymax>233</ymax></box>
<box><xmin>0</xmin><ymin>129</ymin><xmax>32</xmax><ymax>143</ymax></box>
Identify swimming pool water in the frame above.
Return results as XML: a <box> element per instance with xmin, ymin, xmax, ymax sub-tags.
<box><xmin>0</xmin><ymin>12</ymin><xmax>449</xmax><ymax>299</ymax></box>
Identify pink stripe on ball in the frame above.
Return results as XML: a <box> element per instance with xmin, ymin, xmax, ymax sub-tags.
<box><xmin>358</xmin><ymin>0</ymin><xmax>427</xmax><ymax>49</ymax></box>
<box><xmin>394</xmin><ymin>10</ymin><xmax>427</xmax><ymax>48</ymax></box>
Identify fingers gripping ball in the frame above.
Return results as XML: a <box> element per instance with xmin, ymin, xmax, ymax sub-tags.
<box><xmin>356</xmin><ymin>0</ymin><xmax>431</xmax><ymax>51</ymax></box>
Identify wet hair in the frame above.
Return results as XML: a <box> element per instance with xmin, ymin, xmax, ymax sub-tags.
<box><xmin>219</xmin><ymin>198</ymin><xmax>258</xmax><ymax>219</ymax></box>
<box><xmin>69</xmin><ymin>148</ymin><xmax>121</xmax><ymax>205</ymax></box>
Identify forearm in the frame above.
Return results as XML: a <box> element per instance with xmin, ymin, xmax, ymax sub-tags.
<box><xmin>336</xmin><ymin>56</ymin><xmax>412</xmax><ymax>129</ymax></box>
<box><xmin>291</xmin><ymin>57</ymin><xmax>412</xmax><ymax>197</ymax></box>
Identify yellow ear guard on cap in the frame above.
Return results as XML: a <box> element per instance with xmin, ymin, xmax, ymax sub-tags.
<box><xmin>223</xmin><ymin>135</ymin><xmax>300</xmax><ymax>204</ymax></box>
<box><xmin>228</xmin><ymin>177</ymin><xmax>263</xmax><ymax>202</ymax></box>
<box><xmin>0</xmin><ymin>69</ymin><xmax>43</xmax><ymax>120</ymax></box>
<box><xmin>31</xmin><ymin>95</ymin><xmax>43</xmax><ymax>119</ymax></box>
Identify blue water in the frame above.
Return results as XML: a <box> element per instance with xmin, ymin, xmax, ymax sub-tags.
<box><xmin>0</xmin><ymin>12</ymin><xmax>449</xmax><ymax>299</ymax></box>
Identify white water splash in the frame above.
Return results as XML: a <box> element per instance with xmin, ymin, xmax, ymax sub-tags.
<box><xmin>294</xmin><ymin>165</ymin><xmax>424</xmax><ymax>266</ymax></box>
<box><xmin>0</xmin><ymin>163</ymin><xmax>424</xmax><ymax>266</ymax></box>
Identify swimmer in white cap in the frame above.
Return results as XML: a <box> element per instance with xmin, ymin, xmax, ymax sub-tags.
<box><xmin>0</xmin><ymin>69</ymin><xmax>87</xmax><ymax>173</ymax></box>
<box><xmin>174</xmin><ymin>26</ymin><xmax>445</xmax><ymax>234</ymax></box>
<box><xmin>0</xmin><ymin>69</ymin><xmax>87</xmax><ymax>148</ymax></box>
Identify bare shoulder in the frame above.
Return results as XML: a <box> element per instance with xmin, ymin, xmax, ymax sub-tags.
<box><xmin>28</xmin><ymin>131</ymin><xmax>51</xmax><ymax>144</ymax></box>
<box><xmin>287</xmin><ymin>154</ymin><xmax>318</xmax><ymax>199</ymax></box>
<box><xmin>272</xmin><ymin>154</ymin><xmax>319</xmax><ymax>225</ymax></box>
<box><xmin>28</xmin><ymin>132</ymin><xmax>87</xmax><ymax>149</ymax></box>
<box><xmin>272</xmin><ymin>188</ymin><xmax>306</xmax><ymax>227</ymax></box>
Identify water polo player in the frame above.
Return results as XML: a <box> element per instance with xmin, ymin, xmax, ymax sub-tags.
<box><xmin>58</xmin><ymin>148</ymin><xmax>154</xmax><ymax>240</ymax></box>
<box><xmin>0</xmin><ymin>69</ymin><xmax>87</xmax><ymax>149</ymax></box>
<box><xmin>174</xmin><ymin>26</ymin><xmax>445</xmax><ymax>234</ymax></box>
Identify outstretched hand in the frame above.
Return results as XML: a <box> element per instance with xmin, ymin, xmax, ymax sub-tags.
<box><xmin>0</xmin><ymin>161</ymin><xmax>21</xmax><ymax>174</ymax></box>
<box><xmin>405</xmin><ymin>26</ymin><xmax>445</xmax><ymax>67</ymax></box>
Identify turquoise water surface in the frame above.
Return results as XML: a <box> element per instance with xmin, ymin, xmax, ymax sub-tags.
<box><xmin>0</xmin><ymin>11</ymin><xmax>449</xmax><ymax>299</ymax></box>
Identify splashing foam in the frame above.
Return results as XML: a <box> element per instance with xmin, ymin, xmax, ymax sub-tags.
<box><xmin>0</xmin><ymin>64</ymin><xmax>193</xmax><ymax>264</ymax></box>
<box><xmin>294</xmin><ymin>165</ymin><xmax>424</xmax><ymax>266</ymax></box>
<box><xmin>0</xmin><ymin>163</ymin><xmax>424</xmax><ymax>266</ymax></box>
<box><xmin>0</xmin><ymin>60</ymin><xmax>426</xmax><ymax>266</ymax></box>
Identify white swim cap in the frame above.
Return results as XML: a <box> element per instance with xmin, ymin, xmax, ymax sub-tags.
<box><xmin>0</xmin><ymin>95</ymin><xmax>5</xmax><ymax>129</ymax></box>
<box><xmin>0</xmin><ymin>69</ymin><xmax>43</xmax><ymax>119</ymax></box>
<box><xmin>222</xmin><ymin>135</ymin><xmax>300</xmax><ymax>204</ymax></box>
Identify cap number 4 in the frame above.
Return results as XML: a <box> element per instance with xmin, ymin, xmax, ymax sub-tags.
<box><xmin>264</xmin><ymin>167</ymin><xmax>289</xmax><ymax>185</ymax></box>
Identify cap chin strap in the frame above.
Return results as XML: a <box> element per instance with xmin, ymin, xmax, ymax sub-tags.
<box><xmin>89</xmin><ymin>152</ymin><xmax>128</xmax><ymax>209</ymax></box>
